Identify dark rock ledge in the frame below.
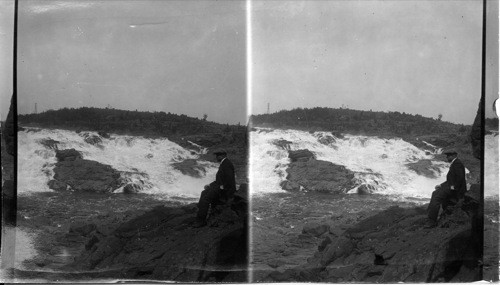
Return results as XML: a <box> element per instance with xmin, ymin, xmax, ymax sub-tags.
<box><xmin>48</xmin><ymin>149</ymin><xmax>122</xmax><ymax>193</ymax></box>
<box><xmin>264</xmin><ymin>186</ymin><xmax>482</xmax><ymax>282</ymax></box>
<box><xmin>64</xmin><ymin>185</ymin><xmax>249</xmax><ymax>282</ymax></box>
<box><xmin>280</xmin><ymin>149</ymin><xmax>356</xmax><ymax>193</ymax></box>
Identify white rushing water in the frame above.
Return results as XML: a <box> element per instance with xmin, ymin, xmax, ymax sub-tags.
<box><xmin>250</xmin><ymin>128</ymin><xmax>460</xmax><ymax>200</ymax></box>
<box><xmin>18</xmin><ymin>128</ymin><xmax>218</xmax><ymax>199</ymax></box>
<box><xmin>485</xmin><ymin>133</ymin><xmax>499</xmax><ymax>199</ymax></box>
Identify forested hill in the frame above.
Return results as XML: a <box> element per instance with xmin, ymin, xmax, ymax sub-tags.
<box><xmin>250</xmin><ymin>107</ymin><xmax>472</xmax><ymax>137</ymax></box>
<box><xmin>18</xmin><ymin>107</ymin><xmax>246</xmax><ymax>137</ymax></box>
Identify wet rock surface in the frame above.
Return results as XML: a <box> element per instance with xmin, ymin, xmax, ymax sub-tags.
<box><xmin>406</xmin><ymin>159</ymin><xmax>442</xmax><ymax>178</ymax></box>
<box><xmin>288</xmin><ymin>149</ymin><xmax>315</xmax><ymax>162</ymax></box>
<box><xmin>13</xmin><ymin>192</ymin><xmax>175</xmax><ymax>281</ymax></box>
<box><xmin>81</xmin><ymin>133</ymin><xmax>103</xmax><ymax>146</ymax></box>
<box><xmin>55</xmin><ymin>148</ymin><xmax>83</xmax><ymax>161</ymax></box>
<box><xmin>39</xmin><ymin>138</ymin><xmax>60</xmax><ymax>150</ymax></box>
<box><xmin>263</xmin><ymin>197</ymin><xmax>482</xmax><ymax>282</ymax></box>
<box><xmin>273</xmin><ymin>139</ymin><xmax>292</xmax><ymax>150</ymax></box>
<box><xmin>281</xmin><ymin>158</ymin><xmax>355</xmax><ymax>193</ymax></box>
<box><xmin>356</xmin><ymin>184</ymin><xmax>375</xmax><ymax>195</ymax></box>
<box><xmin>172</xmin><ymin>159</ymin><xmax>207</xmax><ymax>178</ymax></box>
<box><xmin>14</xmin><ymin>185</ymin><xmax>249</xmax><ymax>282</ymax></box>
<box><xmin>122</xmin><ymin>183</ymin><xmax>141</xmax><ymax>194</ymax></box>
<box><xmin>251</xmin><ymin>192</ymin><xmax>419</xmax><ymax>281</ymax></box>
<box><xmin>48</xmin><ymin>149</ymin><xmax>122</xmax><ymax>193</ymax></box>
<box><xmin>68</xmin><ymin>186</ymin><xmax>249</xmax><ymax>282</ymax></box>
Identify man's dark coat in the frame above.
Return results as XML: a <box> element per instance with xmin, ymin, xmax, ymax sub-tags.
<box><xmin>210</xmin><ymin>158</ymin><xmax>236</xmax><ymax>197</ymax></box>
<box><xmin>197</xmin><ymin>157</ymin><xmax>236</xmax><ymax>221</ymax></box>
<box><xmin>427</xmin><ymin>157</ymin><xmax>467</xmax><ymax>222</ymax></box>
<box><xmin>440</xmin><ymin>158</ymin><xmax>467</xmax><ymax>197</ymax></box>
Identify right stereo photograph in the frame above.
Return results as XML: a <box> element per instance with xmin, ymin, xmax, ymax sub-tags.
<box><xmin>249</xmin><ymin>0</ymin><xmax>498</xmax><ymax>282</ymax></box>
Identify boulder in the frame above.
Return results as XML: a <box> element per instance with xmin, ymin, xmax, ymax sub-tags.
<box><xmin>282</xmin><ymin>159</ymin><xmax>355</xmax><ymax>193</ymax></box>
<box><xmin>302</xmin><ymin>223</ymin><xmax>329</xmax><ymax>237</ymax></box>
<box><xmin>47</xmin><ymin>179</ymin><xmax>68</xmax><ymax>191</ymax></box>
<box><xmin>52</xmin><ymin>159</ymin><xmax>122</xmax><ymax>193</ymax></box>
<box><xmin>172</xmin><ymin>159</ymin><xmax>207</xmax><ymax>178</ymax></box>
<box><xmin>55</xmin><ymin>149</ymin><xmax>83</xmax><ymax>162</ymax></box>
<box><xmin>39</xmin><ymin>138</ymin><xmax>59</xmax><ymax>150</ymax></box>
<box><xmin>357</xmin><ymin>184</ymin><xmax>375</xmax><ymax>195</ymax></box>
<box><xmin>318</xmin><ymin>235</ymin><xmax>333</xmax><ymax>252</ymax></box>
<box><xmin>273</xmin><ymin>139</ymin><xmax>292</xmax><ymax>150</ymax></box>
<box><xmin>315</xmin><ymin>134</ymin><xmax>337</xmax><ymax>146</ymax></box>
<box><xmin>98</xmin><ymin>132</ymin><xmax>110</xmax><ymax>139</ymax></box>
<box><xmin>288</xmin><ymin>149</ymin><xmax>315</xmax><ymax>162</ymax></box>
<box><xmin>280</xmin><ymin>180</ymin><xmax>300</xmax><ymax>191</ymax></box>
<box><xmin>123</xmin><ymin>183</ymin><xmax>141</xmax><ymax>194</ymax></box>
<box><xmin>83</xmin><ymin>133</ymin><xmax>103</xmax><ymax>145</ymax></box>
<box><xmin>406</xmin><ymin>159</ymin><xmax>441</xmax><ymax>178</ymax></box>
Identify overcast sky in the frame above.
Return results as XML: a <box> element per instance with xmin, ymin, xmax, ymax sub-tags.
<box><xmin>0</xmin><ymin>1</ymin><xmax>498</xmax><ymax>124</ymax></box>
<box><xmin>251</xmin><ymin>0</ymin><xmax>497</xmax><ymax>125</ymax></box>
<box><xmin>1</xmin><ymin>0</ymin><xmax>246</xmax><ymax>124</ymax></box>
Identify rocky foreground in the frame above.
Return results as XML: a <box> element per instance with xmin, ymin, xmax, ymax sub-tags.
<box><xmin>260</xmin><ymin>185</ymin><xmax>498</xmax><ymax>283</ymax></box>
<box><xmin>68</xmin><ymin>186</ymin><xmax>249</xmax><ymax>282</ymax></box>
<box><xmin>14</xmin><ymin>186</ymin><xmax>249</xmax><ymax>282</ymax></box>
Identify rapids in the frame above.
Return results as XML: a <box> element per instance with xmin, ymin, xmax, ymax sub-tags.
<box><xmin>250</xmin><ymin>128</ymin><xmax>465</xmax><ymax>201</ymax></box>
<box><xmin>17</xmin><ymin>128</ymin><xmax>218</xmax><ymax>199</ymax></box>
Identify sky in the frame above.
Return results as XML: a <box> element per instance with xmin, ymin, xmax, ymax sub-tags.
<box><xmin>251</xmin><ymin>0</ymin><xmax>498</xmax><ymax>125</ymax></box>
<box><xmin>1</xmin><ymin>0</ymin><xmax>246</xmax><ymax>124</ymax></box>
<box><xmin>0</xmin><ymin>0</ymin><xmax>498</xmax><ymax>124</ymax></box>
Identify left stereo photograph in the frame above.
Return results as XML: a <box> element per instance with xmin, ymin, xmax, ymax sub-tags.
<box><xmin>1</xmin><ymin>0</ymin><xmax>249</xmax><ymax>282</ymax></box>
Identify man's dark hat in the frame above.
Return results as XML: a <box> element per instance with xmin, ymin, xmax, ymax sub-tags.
<box><xmin>213</xmin><ymin>149</ymin><xmax>227</xmax><ymax>155</ymax></box>
<box><xmin>443</xmin><ymin>148</ymin><xmax>458</xmax><ymax>155</ymax></box>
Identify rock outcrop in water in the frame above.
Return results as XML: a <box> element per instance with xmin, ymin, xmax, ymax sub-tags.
<box><xmin>265</xmin><ymin>189</ymin><xmax>482</xmax><ymax>282</ymax></box>
<box><xmin>280</xmin><ymin>149</ymin><xmax>355</xmax><ymax>193</ymax></box>
<box><xmin>172</xmin><ymin>159</ymin><xmax>208</xmax><ymax>178</ymax></box>
<box><xmin>405</xmin><ymin>159</ymin><xmax>442</xmax><ymax>178</ymax></box>
<box><xmin>39</xmin><ymin>138</ymin><xmax>60</xmax><ymax>150</ymax></box>
<box><xmin>68</xmin><ymin>185</ymin><xmax>249</xmax><ymax>282</ymax></box>
<box><xmin>48</xmin><ymin>149</ymin><xmax>122</xmax><ymax>193</ymax></box>
<box><xmin>81</xmin><ymin>132</ymin><xmax>104</xmax><ymax>146</ymax></box>
<box><xmin>288</xmin><ymin>149</ymin><xmax>315</xmax><ymax>162</ymax></box>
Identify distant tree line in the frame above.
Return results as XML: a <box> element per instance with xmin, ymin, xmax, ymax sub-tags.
<box><xmin>18</xmin><ymin>107</ymin><xmax>246</xmax><ymax>138</ymax></box>
<box><xmin>250</xmin><ymin>107</ymin><xmax>472</xmax><ymax>137</ymax></box>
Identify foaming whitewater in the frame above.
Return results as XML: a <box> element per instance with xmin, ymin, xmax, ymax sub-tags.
<box><xmin>251</xmin><ymin>128</ymin><xmax>451</xmax><ymax>200</ymax></box>
<box><xmin>485</xmin><ymin>133</ymin><xmax>499</xmax><ymax>199</ymax></box>
<box><xmin>18</xmin><ymin>128</ymin><xmax>218</xmax><ymax>200</ymax></box>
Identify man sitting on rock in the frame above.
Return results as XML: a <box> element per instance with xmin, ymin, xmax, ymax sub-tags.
<box><xmin>425</xmin><ymin>148</ymin><xmax>466</xmax><ymax>228</ymax></box>
<box><xmin>194</xmin><ymin>149</ymin><xmax>236</xmax><ymax>227</ymax></box>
